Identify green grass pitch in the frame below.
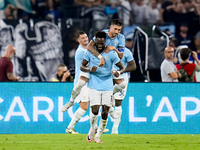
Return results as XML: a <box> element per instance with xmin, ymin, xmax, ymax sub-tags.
<box><xmin>0</xmin><ymin>134</ymin><xmax>200</xmax><ymax>150</ymax></box>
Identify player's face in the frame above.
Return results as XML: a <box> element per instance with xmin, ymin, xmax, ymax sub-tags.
<box><xmin>96</xmin><ymin>38</ymin><xmax>106</xmax><ymax>51</ymax></box>
<box><xmin>78</xmin><ymin>34</ymin><xmax>89</xmax><ymax>46</ymax></box>
<box><xmin>110</xmin><ymin>25</ymin><xmax>122</xmax><ymax>38</ymax></box>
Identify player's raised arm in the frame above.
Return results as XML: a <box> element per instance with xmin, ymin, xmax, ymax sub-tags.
<box><xmin>87</xmin><ymin>40</ymin><xmax>105</xmax><ymax>67</ymax></box>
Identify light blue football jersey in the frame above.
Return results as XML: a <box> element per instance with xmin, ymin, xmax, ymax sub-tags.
<box><xmin>84</xmin><ymin>50</ymin><xmax>120</xmax><ymax>91</ymax></box>
<box><xmin>74</xmin><ymin>45</ymin><xmax>86</xmax><ymax>85</ymax></box>
<box><xmin>114</xmin><ymin>47</ymin><xmax>134</xmax><ymax>83</ymax></box>
<box><xmin>92</xmin><ymin>29</ymin><xmax>125</xmax><ymax>48</ymax></box>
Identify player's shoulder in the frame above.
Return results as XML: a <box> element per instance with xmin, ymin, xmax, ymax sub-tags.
<box><xmin>109</xmin><ymin>50</ymin><xmax>118</xmax><ymax>57</ymax></box>
<box><xmin>102</xmin><ymin>29</ymin><xmax>109</xmax><ymax>33</ymax></box>
<box><xmin>124</xmin><ymin>47</ymin><xmax>132</xmax><ymax>54</ymax></box>
<box><xmin>85</xmin><ymin>49</ymin><xmax>92</xmax><ymax>55</ymax></box>
<box><xmin>76</xmin><ymin>45</ymin><xmax>85</xmax><ymax>53</ymax></box>
<box><xmin>117</xmin><ymin>33</ymin><xmax>125</xmax><ymax>39</ymax></box>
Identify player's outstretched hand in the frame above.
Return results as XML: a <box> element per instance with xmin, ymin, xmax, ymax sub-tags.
<box><xmin>90</xmin><ymin>66</ymin><xmax>98</xmax><ymax>72</ymax></box>
<box><xmin>98</xmin><ymin>57</ymin><xmax>105</xmax><ymax>67</ymax></box>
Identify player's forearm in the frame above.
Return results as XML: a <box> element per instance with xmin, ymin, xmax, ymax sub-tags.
<box><xmin>124</xmin><ymin>61</ymin><xmax>137</xmax><ymax>73</ymax></box>
<box><xmin>80</xmin><ymin>65</ymin><xmax>90</xmax><ymax>72</ymax></box>
<box><xmin>88</xmin><ymin>47</ymin><xmax>100</xmax><ymax>58</ymax></box>
<box><xmin>116</xmin><ymin>61</ymin><xmax>125</xmax><ymax>74</ymax></box>
<box><xmin>87</xmin><ymin>41</ymin><xmax>100</xmax><ymax>58</ymax></box>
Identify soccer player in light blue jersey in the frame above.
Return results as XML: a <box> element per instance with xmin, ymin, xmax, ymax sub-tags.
<box><xmin>87</xmin><ymin>18</ymin><xmax>127</xmax><ymax>105</ymax></box>
<box><xmin>81</xmin><ymin>31</ymin><xmax>125</xmax><ymax>143</ymax></box>
<box><xmin>61</xmin><ymin>31</ymin><xmax>91</xmax><ymax>134</ymax></box>
<box><xmin>61</xmin><ymin>19</ymin><xmax>126</xmax><ymax>112</ymax></box>
<box><xmin>110</xmin><ymin>47</ymin><xmax>136</xmax><ymax>134</ymax></box>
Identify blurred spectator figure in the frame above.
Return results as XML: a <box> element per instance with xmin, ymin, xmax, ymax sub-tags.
<box><xmin>160</xmin><ymin>46</ymin><xmax>181</xmax><ymax>82</ymax></box>
<box><xmin>164</xmin><ymin>28</ymin><xmax>173</xmax><ymax>38</ymax></box>
<box><xmin>0</xmin><ymin>45</ymin><xmax>21</xmax><ymax>82</ymax></box>
<box><xmin>169</xmin><ymin>37</ymin><xmax>180</xmax><ymax>64</ymax></box>
<box><xmin>49</xmin><ymin>63</ymin><xmax>71</xmax><ymax>82</ymax></box>
<box><xmin>104</xmin><ymin>0</ymin><xmax>121</xmax><ymax>19</ymax></box>
<box><xmin>159</xmin><ymin>0</ymin><xmax>175</xmax><ymax>23</ymax></box>
<box><xmin>75</xmin><ymin>0</ymin><xmax>102</xmax><ymax>17</ymax></box>
<box><xmin>118</xmin><ymin>0</ymin><xmax>134</xmax><ymax>26</ymax></box>
<box><xmin>44</xmin><ymin>0</ymin><xmax>60</xmax><ymax>20</ymax></box>
<box><xmin>0</xmin><ymin>8</ymin><xmax>5</xmax><ymax>19</ymax></box>
<box><xmin>125</xmin><ymin>33</ymin><xmax>133</xmax><ymax>50</ymax></box>
<box><xmin>194</xmin><ymin>31</ymin><xmax>200</xmax><ymax>55</ymax></box>
<box><xmin>31</xmin><ymin>0</ymin><xmax>46</xmax><ymax>19</ymax></box>
<box><xmin>125</xmin><ymin>38</ymin><xmax>133</xmax><ymax>50</ymax></box>
<box><xmin>75</xmin><ymin>0</ymin><xmax>102</xmax><ymax>8</ymax></box>
<box><xmin>182</xmin><ymin>0</ymin><xmax>193</xmax><ymax>12</ymax></box>
<box><xmin>175</xmin><ymin>23</ymin><xmax>193</xmax><ymax>49</ymax></box>
<box><xmin>60</xmin><ymin>0</ymin><xmax>76</xmax><ymax>18</ymax></box>
<box><xmin>4</xmin><ymin>4</ymin><xmax>17</xmax><ymax>19</ymax></box>
<box><xmin>146</xmin><ymin>0</ymin><xmax>160</xmax><ymax>25</ymax></box>
<box><xmin>176</xmin><ymin>48</ymin><xmax>200</xmax><ymax>82</ymax></box>
<box><xmin>131</xmin><ymin>0</ymin><xmax>148</xmax><ymax>25</ymax></box>
<box><xmin>167</xmin><ymin>1</ymin><xmax>198</xmax><ymax>37</ymax></box>
<box><xmin>170</xmin><ymin>37</ymin><xmax>179</xmax><ymax>50</ymax></box>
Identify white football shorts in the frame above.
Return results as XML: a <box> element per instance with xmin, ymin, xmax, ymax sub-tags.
<box><xmin>75</xmin><ymin>85</ymin><xmax>90</xmax><ymax>103</ymax></box>
<box><xmin>114</xmin><ymin>83</ymin><xmax>128</xmax><ymax>100</ymax></box>
<box><xmin>90</xmin><ymin>89</ymin><xmax>113</xmax><ymax>107</ymax></box>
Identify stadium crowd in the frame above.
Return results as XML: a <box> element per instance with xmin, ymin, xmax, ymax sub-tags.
<box><xmin>1</xmin><ymin>0</ymin><xmax>200</xmax><ymax>50</ymax></box>
<box><xmin>1</xmin><ymin>0</ymin><xmax>200</xmax><ymax>82</ymax></box>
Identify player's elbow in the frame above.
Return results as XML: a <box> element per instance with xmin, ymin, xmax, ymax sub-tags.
<box><xmin>132</xmin><ymin>64</ymin><xmax>137</xmax><ymax>71</ymax></box>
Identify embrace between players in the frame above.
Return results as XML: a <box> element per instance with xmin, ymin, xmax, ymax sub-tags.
<box><xmin>61</xmin><ymin>19</ymin><xmax>136</xmax><ymax>143</ymax></box>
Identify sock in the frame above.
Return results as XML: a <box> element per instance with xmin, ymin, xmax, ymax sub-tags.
<box><xmin>112</xmin><ymin>106</ymin><xmax>122</xmax><ymax>133</ymax></box>
<box><xmin>68</xmin><ymin>107</ymin><xmax>86</xmax><ymax>129</ymax></box>
<box><xmin>109</xmin><ymin>107</ymin><xmax>115</xmax><ymax>119</ymax></box>
<box><xmin>113</xmin><ymin>81</ymin><xmax>126</xmax><ymax>94</ymax></box>
<box><xmin>70</xmin><ymin>79</ymin><xmax>86</xmax><ymax>102</ymax></box>
<box><xmin>90</xmin><ymin>110</ymin><xmax>98</xmax><ymax>131</ymax></box>
<box><xmin>96</xmin><ymin>119</ymin><xmax>107</xmax><ymax>138</ymax></box>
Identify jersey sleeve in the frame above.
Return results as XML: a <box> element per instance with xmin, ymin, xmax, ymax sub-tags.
<box><xmin>83</xmin><ymin>50</ymin><xmax>90</xmax><ymax>62</ymax></box>
<box><xmin>112</xmin><ymin>51</ymin><xmax>120</xmax><ymax>64</ymax></box>
<box><xmin>92</xmin><ymin>36</ymin><xmax>96</xmax><ymax>42</ymax></box>
<box><xmin>118</xmin><ymin>34</ymin><xmax>125</xmax><ymax>48</ymax></box>
<box><xmin>126</xmin><ymin>48</ymin><xmax>134</xmax><ymax>62</ymax></box>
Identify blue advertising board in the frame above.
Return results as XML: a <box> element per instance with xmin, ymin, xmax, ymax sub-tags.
<box><xmin>0</xmin><ymin>83</ymin><xmax>200</xmax><ymax>134</ymax></box>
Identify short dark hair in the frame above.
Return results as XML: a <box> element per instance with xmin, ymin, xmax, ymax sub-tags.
<box><xmin>95</xmin><ymin>31</ymin><xmax>106</xmax><ymax>39</ymax></box>
<box><xmin>180</xmin><ymin>48</ymin><xmax>192</xmax><ymax>61</ymax></box>
<box><xmin>111</xmin><ymin>19</ymin><xmax>123</xmax><ymax>26</ymax></box>
<box><xmin>170</xmin><ymin>37</ymin><xmax>179</xmax><ymax>47</ymax></box>
<box><xmin>76</xmin><ymin>31</ymin><xmax>86</xmax><ymax>39</ymax></box>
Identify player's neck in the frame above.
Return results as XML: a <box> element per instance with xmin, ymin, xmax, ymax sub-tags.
<box><xmin>80</xmin><ymin>44</ymin><xmax>87</xmax><ymax>49</ymax></box>
<box><xmin>97</xmin><ymin>48</ymin><xmax>105</xmax><ymax>54</ymax></box>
